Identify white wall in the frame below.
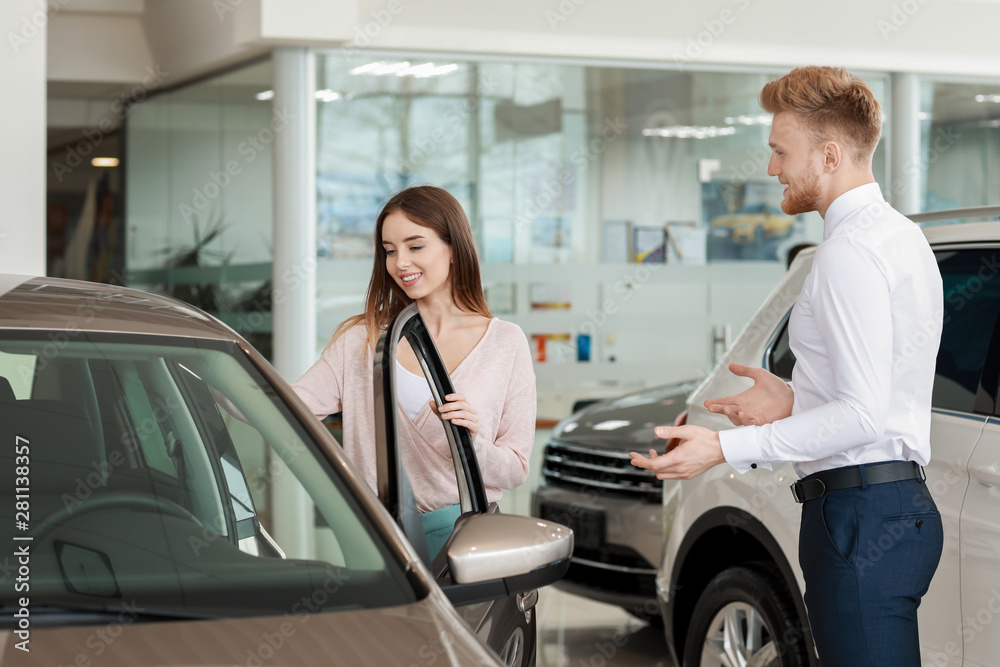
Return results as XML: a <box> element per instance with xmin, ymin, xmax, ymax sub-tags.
<box><xmin>48</xmin><ymin>10</ymin><xmax>152</xmax><ymax>84</ymax></box>
<box><xmin>44</xmin><ymin>0</ymin><xmax>1000</xmax><ymax>100</ymax></box>
<box><xmin>351</xmin><ymin>0</ymin><xmax>1000</xmax><ymax>78</ymax></box>
<box><xmin>1</xmin><ymin>0</ymin><xmax>47</xmax><ymax>277</ymax></box>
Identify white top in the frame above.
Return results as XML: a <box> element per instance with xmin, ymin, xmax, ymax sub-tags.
<box><xmin>720</xmin><ymin>183</ymin><xmax>944</xmax><ymax>478</ymax></box>
<box><xmin>395</xmin><ymin>359</ymin><xmax>433</xmax><ymax>421</ymax></box>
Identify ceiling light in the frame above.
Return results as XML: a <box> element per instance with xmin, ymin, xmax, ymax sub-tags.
<box><xmin>350</xmin><ymin>61</ymin><xmax>460</xmax><ymax>78</ymax></box>
<box><xmin>349</xmin><ymin>62</ymin><xmax>384</xmax><ymax>75</ymax></box>
<box><xmin>643</xmin><ymin>125</ymin><xmax>736</xmax><ymax>139</ymax></box>
<box><xmin>373</xmin><ymin>61</ymin><xmax>411</xmax><ymax>75</ymax></box>
<box><xmin>315</xmin><ymin>89</ymin><xmax>342</xmax><ymax>102</ymax></box>
<box><xmin>975</xmin><ymin>94</ymin><xmax>1000</xmax><ymax>103</ymax></box>
<box><xmin>397</xmin><ymin>63</ymin><xmax>437</xmax><ymax>77</ymax></box>
<box><xmin>255</xmin><ymin>90</ymin><xmax>274</xmax><ymax>101</ymax></box>
<box><xmin>91</xmin><ymin>157</ymin><xmax>119</xmax><ymax>167</ymax></box>
<box><xmin>724</xmin><ymin>114</ymin><xmax>772</xmax><ymax>126</ymax></box>
<box><xmin>423</xmin><ymin>63</ymin><xmax>459</xmax><ymax>77</ymax></box>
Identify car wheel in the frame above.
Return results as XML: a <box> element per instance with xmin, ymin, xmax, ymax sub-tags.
<box><xmin>682</xmin><ymin>564</ymin><xmax>809</xmax><ymax>667</ymax></box>
<box><xmin>497</xmin><ymin>626</ymin><xmax>526</xmax><ymax>667</ymax></box>
<box><xmin>753</xmin><ymin>225</ymin><xmax>765</xmax><ymax>245</ymax></box>
<box><xmin>484</xmin><ymin>594</ymin><xmax>535</xmax><ymax>667</ymax></box>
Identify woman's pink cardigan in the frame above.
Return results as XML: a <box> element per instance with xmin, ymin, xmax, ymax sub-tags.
<box><xmin>291</xmin><ymin>318</ymin><xmax>537</xmax><ymax>512</ymax></box>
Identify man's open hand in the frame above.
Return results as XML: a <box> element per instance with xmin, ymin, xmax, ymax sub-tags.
<box><xmin>704</xmin><ymin>363</ymin><xmax>793</xmax><ymax>427</ymax></box>
<box><xmin>629</xmin><ymin>424</ymin><xmax>725</xmax><ymax>480</ymax></box>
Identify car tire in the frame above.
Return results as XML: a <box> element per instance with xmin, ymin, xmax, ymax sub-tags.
<box><xmin>682</xmin><ymin>563</ymin><xmax>809</xmax><ymax>667</ymax></box>
<box><xmin>484</xmin><ymin>594</ymin><xmax>535</xmax><ymax>667</ymax></box>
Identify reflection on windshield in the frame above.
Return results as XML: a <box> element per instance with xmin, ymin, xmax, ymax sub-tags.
<box><xmin>0</xmin><ymin>335</ymin><xmax>415</xmax><ymax>624</ymax></box>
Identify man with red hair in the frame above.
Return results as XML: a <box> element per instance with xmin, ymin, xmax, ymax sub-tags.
<box><xmin>632</xmin><ymin>66</ymin><xmax>943</xmax><ymax>667</ymax></box>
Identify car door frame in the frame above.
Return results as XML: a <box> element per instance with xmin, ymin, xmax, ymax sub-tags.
<box><xmin>957</xmin><ymin>275</ymin><xmax>1000</xmax><ymax>667</ymax></box>
<box><xmin>372</xmin><ymin>303</ymin><xmax>538</xmax><ymax>667</ymax></box>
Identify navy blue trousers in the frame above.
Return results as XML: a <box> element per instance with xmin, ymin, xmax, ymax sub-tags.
<box><xmin>798</xmin><ymin>473</ymin><xmax>943</xmax><ymax>667</ymax></box>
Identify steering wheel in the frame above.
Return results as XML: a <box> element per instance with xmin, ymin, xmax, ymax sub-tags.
<box><xmin>32</xmin><ymin>491</ymin><xmax>204</xmax><ymax>543</ymax></box>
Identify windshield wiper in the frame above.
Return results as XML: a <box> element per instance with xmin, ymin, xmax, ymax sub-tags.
<box><xmin>1</xmin><ymin>603</ymin><xmax>214</xmax><ymax>629</ymax></box>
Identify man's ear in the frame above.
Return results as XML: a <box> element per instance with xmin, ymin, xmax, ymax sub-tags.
<box><xmin>822</xmin><ymin>140</ymin><xmax>843</xmax><ymax>173</ymax></box>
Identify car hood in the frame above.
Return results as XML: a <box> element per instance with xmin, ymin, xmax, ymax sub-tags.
<box><xmin>555</xmin><ymin>381</ymin><xmax>697</xmax><ymax>450</ymax></box>
<box><xmin>1</xmin><ymin>596</ymin><xmax>500</xmax><ymax>666</ymax></box>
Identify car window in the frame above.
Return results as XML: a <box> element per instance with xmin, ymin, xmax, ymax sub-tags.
<box><xmin>115</xmin><ymin>361</ymin><xmax>179</xmax><ymax>478</ymax></box>
<box><xmin>934</xmin><ymin>248</ymin><xmax>1000</xmax><ymax>413</ymax></box>
<box><xmin>768</xmin><ymin>317</ymin><xmax>796</xmax><ymax>381</ymax></box>
<box><xmin>0</xmin><ymin>350</ymin><xmax>35</xmax><ymax>399</ymax></box>
<box><xmin>0</xmin><ymin>333</ymin><xmax>416</xmax><ymax>623</ymax></box>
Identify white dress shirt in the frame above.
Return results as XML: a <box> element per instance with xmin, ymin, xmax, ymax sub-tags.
<box><xmin>720</xmin><ymin>183</ymin><xmax>944</xmax><ymax>477</ymax></box>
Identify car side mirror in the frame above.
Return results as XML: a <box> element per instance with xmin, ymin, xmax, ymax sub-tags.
<box><xmin>440</xmin><ymin>513</ymin><xmax>573</xmax><ymax>605</ymax></box>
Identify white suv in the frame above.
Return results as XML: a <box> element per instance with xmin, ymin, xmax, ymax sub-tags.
<box><xmin>656</xmin><ymin>206</ymin><xmax>1000</xmax><ymax>667</ymax></box>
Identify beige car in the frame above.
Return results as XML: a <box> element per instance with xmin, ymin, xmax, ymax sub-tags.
<box><xmin>709</xmin><ymin>203</ymin><xmax>795</xmax><ymax>244</ymax></box>
<box><xmin>656</xmin><ymin>206</ymin><xmax>1000</xmax><ymax>666</ymax></box>
<box><xmin>0</xmin><ymin>276</ymin><xmax>572</xmax><ymax>666</ymax></box>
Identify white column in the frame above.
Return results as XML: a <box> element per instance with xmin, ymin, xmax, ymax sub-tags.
<box><xmin>1</xmin><ymin>1</ymin><xmax>47</xmax><ymax>276</ymax></box>
<box><xmin>890</xmin><ymin>72</ymin><xmax>922</xmax><ymax>216</ymax></box>
<box><xmin>270</xmin><ymin>47</ymin><xmax>317</xmax><ymax>559</ymax></box>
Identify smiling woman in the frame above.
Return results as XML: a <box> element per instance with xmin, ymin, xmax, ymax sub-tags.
<box><xmin>291</xmin><ymin>185</ymin><xmax>537</xmax><ymax>559</ymax></box>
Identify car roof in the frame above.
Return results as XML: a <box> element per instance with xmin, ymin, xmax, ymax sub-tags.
<box><xmin>912</xmin><ymin>205</ymin><xmax>1000</xmax><ymax>244</ymax></box>
<box><xmin>923</xmin><ymin>220</ymin><xmax>1000</xmax><ymax>245</ymax></box>
<box><xmin>0</xmin><ymin>274</ymin><xmax>238</xmax><ymax>340</ymax></box>
<box><xmin>787</xmin><ymin>210</ymin><xmax>1000</xmax><ymax>267</ymax></box>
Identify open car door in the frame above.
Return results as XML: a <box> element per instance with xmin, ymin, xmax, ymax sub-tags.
<box><xmin>373</xmin><ymin>304</ymin><xmax>573</xmax><ymax>667</ymax></box>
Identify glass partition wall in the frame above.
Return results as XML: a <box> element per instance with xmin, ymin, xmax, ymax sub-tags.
<box><xmin>313</xmin><ymin>55</ymin><xmax>888</xmax><ymax>392</ymax></box>
<box><xmin>922</xmin><ymin>78</ymin><xmax>1000</xmax><ymax>210</ymax></box>
<box><xmin>125</xmin><ymin>60</ymin><xmax>276</xmax><ymax>358</ymax></box>
<box><xmin>127</xmin><ymin>56</ymin><xmax>1000</xmax><ymax>403</ymax></box>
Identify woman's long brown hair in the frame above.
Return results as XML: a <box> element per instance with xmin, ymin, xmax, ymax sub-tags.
<box><xmin>331</xmin><ymin>185</ymin><xmax>492</xmax><ymax>354</ymax></box>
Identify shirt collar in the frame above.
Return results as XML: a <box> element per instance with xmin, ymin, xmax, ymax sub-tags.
<box><xmin>822</xmin><ymin>182</ymin><xmax>885</xmax><ymax>240</ymax></box>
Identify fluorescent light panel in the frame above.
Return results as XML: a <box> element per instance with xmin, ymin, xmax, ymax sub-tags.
<box><xmin>724</xmin><ymin>114</ymin><xmax>772</xmax><ymax>126</ymax></box>
<box><xmin>256</xmin><ymin>89</ymin><xmax>345</xmax><ymax>102</ymax></box>
<box><xmin>349</xmin><ymin>61</ymin><xmax>459</xmax><ymax>78</ymax></box>
<box><xmin>643</xmin><ymin>125</ymin><xmax>737</xmax><ymax>139</ymax></box>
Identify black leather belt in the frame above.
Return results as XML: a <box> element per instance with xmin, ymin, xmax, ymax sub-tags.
<box><xmin>791</xmin><ymin>461</ymin><xmax>924</xmax><ymax>503</ymax></box>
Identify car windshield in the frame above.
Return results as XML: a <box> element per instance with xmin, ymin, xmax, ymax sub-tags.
<box><xmin>0</xmin><ymin>333</ymin><xmax>416</xmax><ymax>625</ymax></box>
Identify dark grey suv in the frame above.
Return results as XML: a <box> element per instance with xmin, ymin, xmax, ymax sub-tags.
<box><xmin>530</xmin><ymin>380</ymin><xmax>696</xmax><ymax>619</ymax></box>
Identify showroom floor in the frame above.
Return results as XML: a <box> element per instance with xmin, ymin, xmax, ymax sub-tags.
<box><xmin>502</xmin><ymin>429</ymin><xmax>678</xmax><ymax>666</ymax></box>
<box><xmin>535</xmin><ymin>588</ymin><xmax>676</xmax><ymax>666</ymax></box>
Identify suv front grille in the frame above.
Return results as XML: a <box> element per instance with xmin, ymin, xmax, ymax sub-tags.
<box><xmin>542</xmin><ymin>439</ymin><xmax>663</xmax><ymax>502</ymax></box>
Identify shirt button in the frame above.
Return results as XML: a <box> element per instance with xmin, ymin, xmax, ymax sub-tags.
<box><xmin>751</xmin><ymin>463</ymin><xmax>758</xmax><ymax>469</ymax></box>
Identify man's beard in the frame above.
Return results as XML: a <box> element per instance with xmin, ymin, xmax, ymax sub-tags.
<box><xmin>781</xmin><ymin>166</ymin><xmax>821</xmax><ymax>216</ymax></box>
